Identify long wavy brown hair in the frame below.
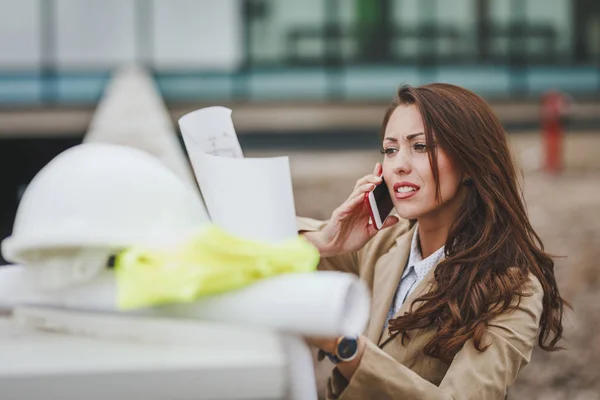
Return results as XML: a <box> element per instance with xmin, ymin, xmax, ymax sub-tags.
<box><xmin>385</xmin><ymin>83</ymin><xmax>567</xmax><ymax>364</ymax></box>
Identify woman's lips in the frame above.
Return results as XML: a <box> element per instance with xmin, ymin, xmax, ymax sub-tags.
<box><xmin>394</xmin><ymin>189</ymin><xmax>418</xmax><ymax>200</ymax></box>
<box><xmin>393</xmin><ymin>181</ymin><xmax>420</xmax><ymax>200</ymax></box>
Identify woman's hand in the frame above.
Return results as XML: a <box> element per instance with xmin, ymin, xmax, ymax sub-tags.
<box><xmin>311</xmin><ymin>162</ymin><xmax>399</xmax><ymax>257</ymax></box>
<box><xmin>306</xmin><ymin>335</ymin><xmax>368</xmax><ymax>380</ymax></box>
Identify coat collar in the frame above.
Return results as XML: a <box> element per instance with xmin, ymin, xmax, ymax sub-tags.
<box><xmin>378</xmin><ymin>262</ymin><xmax>439</xmax><ymax>347</ymax></box>
<box><xmin>364</xmin><ymin>224</ymin><xmax>415</xmax><ymax>344</ymax></box>
<box><xmin>365</xmin><ymin>223</ymin><xmax>444</xmax><ymax>347</ymax></box>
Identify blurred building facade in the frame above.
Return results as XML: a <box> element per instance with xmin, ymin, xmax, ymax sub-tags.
<box><xmin>0</xmin><ymin>0</ymin><xmax>600</xmax><ymax>105</ymax></box>
<box><xmin>1</xmin><ymin>0</ymin><xmax>600</xmax><ymax>260</ymax></box>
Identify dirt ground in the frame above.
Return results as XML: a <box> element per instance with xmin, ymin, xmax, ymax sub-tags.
<box><xmin>248</xmin><ymin>132</ymin><xmax>600</xmax><ymax>399</ymax></box>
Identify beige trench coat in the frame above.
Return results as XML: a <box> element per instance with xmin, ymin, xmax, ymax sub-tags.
<box><xmin>297</xmin><ymin>217</ymin><xmax>543</xmax><ymax>400</ymax></box>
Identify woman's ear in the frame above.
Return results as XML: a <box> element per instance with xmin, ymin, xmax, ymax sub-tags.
<box><xmin>462</xmin><ymin>177</ymin><xmax>473</xmax><ymax>187</ymax></box>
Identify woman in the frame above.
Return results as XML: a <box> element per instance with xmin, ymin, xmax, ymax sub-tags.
<box><xmin>298</xmin><ymin>83</ymin><xmax>566</xmax><ymax>399</ymax></box>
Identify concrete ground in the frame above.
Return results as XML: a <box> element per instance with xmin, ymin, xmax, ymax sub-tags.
<box><xmin>249</xmin><ymin>131</ymin><xmax>600</xmax><ymax>399</ymax></box>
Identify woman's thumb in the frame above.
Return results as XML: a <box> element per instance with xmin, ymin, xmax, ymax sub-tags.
<box><xmin>381</xmin><ymin>215</ymin><xmax>400</xmax><ymax>229</ymax></box>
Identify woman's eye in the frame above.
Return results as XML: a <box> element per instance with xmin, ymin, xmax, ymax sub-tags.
<box><xmin>380</xmin><ymin>147</ymin><xmax>398</xmax><ymax>156</ymax></box>
<box><xmin>413</xmin><ymin>143</ymin><xmax>427</xmax><ymax>153</ymax></box>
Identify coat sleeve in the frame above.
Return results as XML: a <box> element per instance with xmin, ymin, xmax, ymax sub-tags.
<box><xmin>297</xmin><ymin>216</ymin><xmax>411</xmax><ymax>276</ymax></box>
<box><xmin>326</xmin><ymin>275</ymin><xmax>544</xmax><ymax>400</ymax></box>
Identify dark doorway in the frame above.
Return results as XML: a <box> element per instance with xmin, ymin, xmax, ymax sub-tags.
<box><xmin>573</xmin><ymin>0</ymin><xmax>600</xmax><ymax>63</ymax></box>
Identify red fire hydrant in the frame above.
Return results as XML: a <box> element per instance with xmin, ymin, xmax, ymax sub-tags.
<box><xmin>540</xmin><ymin>91</ymin><xmax>570</xmax><ymax>175</ymax></box>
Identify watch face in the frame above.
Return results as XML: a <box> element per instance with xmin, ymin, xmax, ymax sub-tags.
<box><xmin>337</xmin><ymin>337</ymin><xmax>359</xmax><ymax>360</ymax></box>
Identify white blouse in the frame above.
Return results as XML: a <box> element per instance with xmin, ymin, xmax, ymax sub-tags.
<box><xmin>384</xmin><ymin>224</ymin><xmax>445</xmax><ymax>330</ymax></box>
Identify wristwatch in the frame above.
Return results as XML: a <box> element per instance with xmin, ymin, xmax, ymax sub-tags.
<box><xmin>319</xmin><ymin>336</ymin><xmax>359</xmax><ymax>364</ymax></box>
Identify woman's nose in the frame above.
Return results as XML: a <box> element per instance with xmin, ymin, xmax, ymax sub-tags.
<box><xmin>392</xmin><ymin>151</ymin><xmax>411</xmax><ymax>174</ymax></box>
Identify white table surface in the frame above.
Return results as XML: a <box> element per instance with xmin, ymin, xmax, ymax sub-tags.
<box><xmin>0</xmin><ymin>307</ymin><xmax>288</xmax><ymax>400</ymax></box>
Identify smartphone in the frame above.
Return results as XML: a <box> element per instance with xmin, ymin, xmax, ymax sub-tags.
<box><xmin>365</xmin><ymin>177</ymin><xmax>394</xmax><ymax>230</ymax></box>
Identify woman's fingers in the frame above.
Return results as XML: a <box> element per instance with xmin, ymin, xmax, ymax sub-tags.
<box><xmin>353</xmin><ymin>173</ymin><xmax>382</xmax><ymax>191</ymax></box>
<box><xmin>340</xmin><ymin>163</ymin><xmax>385</xmax><ymax>218</ymax></box>
<box><xmin>338</xmin><ymin>191</ymin><xmax>369</xmax><ymax>216</ymax></box>
<box><xmin>350</xmin><ymin>183</ymin><xmax>376</xmax><ymax>200</ymax></box>
<box><xmin>348</xmin><ymin>191</ymin><xmax>368</xmax><ymax>208</ymax></box>
<box><xmin>339</xmin><ymin>192</ymin><xmax>366</xmax><ymax>214</ymax></box>
<box><xmin>373</xmin><ymin>162</ymin><xmax>382</xmax><ymax>177</ymax></box>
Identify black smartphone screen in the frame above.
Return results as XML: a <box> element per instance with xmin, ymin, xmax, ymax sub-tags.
<box><xmin>373</xmin><ymin>178</ymin><xmax>394</xmax><ymax>220</ymax></box>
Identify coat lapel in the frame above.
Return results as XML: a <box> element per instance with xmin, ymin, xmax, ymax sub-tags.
<box><xmin>378</xmin><ymin>258</ymin><xmax>442</xmax><ymax>347</ymax></box>
<box><xmin>365</xmin><ymin>224</ymin><xmax>415</xmax><ymax>345</ymax></box>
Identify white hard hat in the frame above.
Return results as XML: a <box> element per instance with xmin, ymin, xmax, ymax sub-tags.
<box><xmin>1</xmin><ymin>143</ymin><xmax>208</xmax><ymax>288</ymax></box>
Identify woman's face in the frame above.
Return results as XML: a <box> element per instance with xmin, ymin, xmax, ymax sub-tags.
<box><xmin>381</xmin><ymin>104</ymin><xmax>465</xmax><ymax>225</ymax></box>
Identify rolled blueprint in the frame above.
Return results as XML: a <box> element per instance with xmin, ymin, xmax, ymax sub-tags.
<box><xmin>280</xmin><ymin>334</ymin><xmax>319</xmax><ymax>400</ymax></box>
<box><xmin>0</xmin><ymin>267</ymin><xmax>370</xmax><ymax>337</ymax></box>
<box><xmin>158</xmin><ymin>271</ymin><xmax>370</xmax><ymax>337</ymax></box>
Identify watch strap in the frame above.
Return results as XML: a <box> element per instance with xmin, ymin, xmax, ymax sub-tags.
<box><xmin>318</xmin><ymin>349</ymin><xmax>342</xmax><ymax>364</ymax></box>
